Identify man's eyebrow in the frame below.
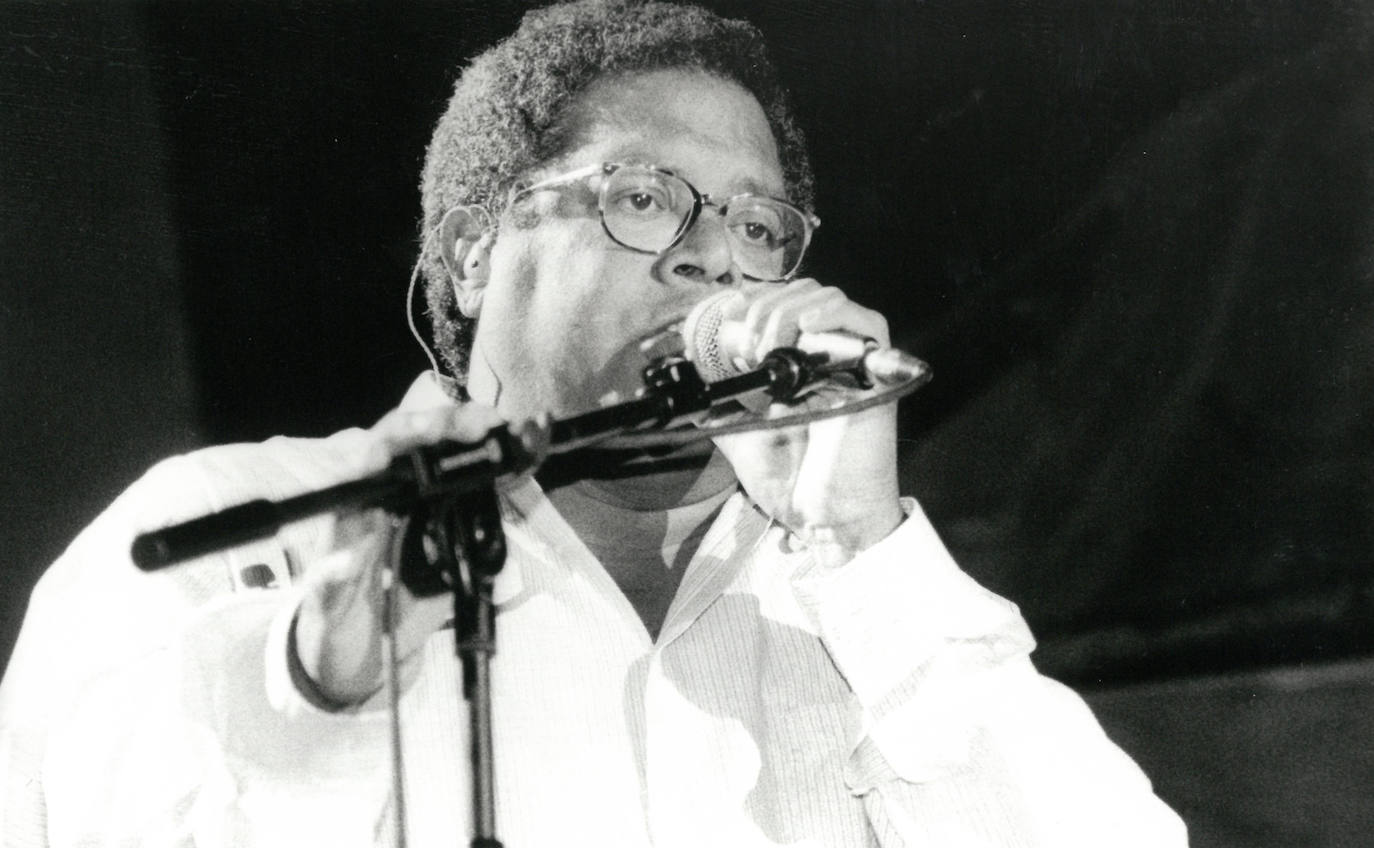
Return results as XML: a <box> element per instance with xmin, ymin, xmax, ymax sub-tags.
<box><xmin>608</xmin><ymin>151</ymin><xmax>785</xmax><ymax>197</ymax></box>
<box><xmin>731</xmin><ymin>175</ymin><xmax>780</xmax><ymax>198</ymax></box>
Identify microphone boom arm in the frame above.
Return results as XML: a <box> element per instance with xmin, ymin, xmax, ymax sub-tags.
<box><xmin>130</xmin><ymin>347</ymin><xmax>927</xmax><ymax>571</ymax></box>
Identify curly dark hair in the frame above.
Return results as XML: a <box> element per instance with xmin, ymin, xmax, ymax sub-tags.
<box><xmin>419</xmin><ymin>0</ymin><xmax>813</xmax><ymax>385</ymax></box>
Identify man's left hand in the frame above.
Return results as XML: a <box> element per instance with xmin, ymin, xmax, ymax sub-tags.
<box><xmin>710</xmin><ymin>278</ymin><xmax>904</xmax><ymax>560</ymax></box>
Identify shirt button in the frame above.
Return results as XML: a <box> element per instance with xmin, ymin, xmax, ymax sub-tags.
<box><xmin>239</xmin><ymin>563</ymin><xmax>278</xmax><ymax>589</ymax></box>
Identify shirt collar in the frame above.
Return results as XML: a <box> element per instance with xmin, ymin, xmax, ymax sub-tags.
<box><xmin>396</xmin><ymin>370</ymin><xmax>461</xmax><ymax>412</ymax></box>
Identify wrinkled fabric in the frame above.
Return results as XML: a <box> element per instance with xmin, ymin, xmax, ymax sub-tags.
<box><xmin>1</xmin><ymin>374</ymin><xmax>1186</xmax><ymax>847</ymax></box>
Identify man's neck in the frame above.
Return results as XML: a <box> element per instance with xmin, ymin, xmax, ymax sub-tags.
<box><xmin>537</xmin><ymin>441</ymin><xmax>738</xmax><ymax>640</ymax></box>
<box><xmin>537</xmin><ymin>439</ymin><xmax>737</xmax><ymax>511</ymax></box>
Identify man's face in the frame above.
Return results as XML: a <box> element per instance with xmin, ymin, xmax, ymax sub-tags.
<box><xmin>466</xmin><ymin>68</ymin><xmax>787</xmax><ymax>423</ymax></box>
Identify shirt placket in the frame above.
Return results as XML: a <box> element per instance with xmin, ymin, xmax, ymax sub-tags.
<box><xmin>641</xmin><ymin>495</ymin><xmax>772</xmax><ymax>845</ymax></box>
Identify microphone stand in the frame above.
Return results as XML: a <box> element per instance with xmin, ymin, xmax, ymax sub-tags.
<box><xmin>130</xmin><ymin>352</ymin><xmax>821</xmax><ymax>571</ymax></box>
<box><xmin>131</xmin><ymin>349</ymin><xmax>837</xmax><ymax>848</ymax></box>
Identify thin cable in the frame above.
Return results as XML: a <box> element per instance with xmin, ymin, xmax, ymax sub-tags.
<box><xmin>406</xmin><ymin>227</ymin><xmax>446</xmax><ymax>378</ymax></box>
<box><xmin>382</xmin><ymin>522</ymin><xmax>410</xmax><ymax>848</ymax></box>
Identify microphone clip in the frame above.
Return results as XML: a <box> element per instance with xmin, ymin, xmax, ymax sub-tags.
<box><xmin>758</xmin><ymin>346</ymin><xmax>864</xmax><ymax>395</ymax></box>
<box><xmin>639</xmin><ymin>346</ymin><xmax>821</xmax><ymax>419</ymax></box>
<box><xmin>393</xmin><ymin>446</ymin><xmax>509</xmax><ymax>600</ymax></box>
<box><xmin>640</xmin><ymin>356</ymin><xmax>714</xmax><ymax>424</ymax></box>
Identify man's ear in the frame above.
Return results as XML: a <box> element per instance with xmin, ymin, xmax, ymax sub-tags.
<box><xmin>438</xmin><ymin>206</ymin><xmax>495</xmax><ymax>319</ymax></box>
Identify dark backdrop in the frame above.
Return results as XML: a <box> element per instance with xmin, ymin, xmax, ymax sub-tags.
<box><xmin>3</xmin><ymin>2</ymin><xmax>1373</xmax><ymax>840</ymax></box>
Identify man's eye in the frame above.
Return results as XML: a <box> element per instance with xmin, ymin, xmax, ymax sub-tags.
<box><xmin>612</xmin><ymin>189</ymin><xmax>669</xmax><ymax>215</ymax></box>
<box><xmin>736</xmin><ymin>221</ymin><xmax>778</xmax><ymax>245</ymax></box>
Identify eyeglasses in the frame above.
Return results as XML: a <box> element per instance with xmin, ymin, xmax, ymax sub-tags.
<box><xmin>510</xmin><ymin>162</ymin><xmax>820</xmax><ymax>282</ymax></box>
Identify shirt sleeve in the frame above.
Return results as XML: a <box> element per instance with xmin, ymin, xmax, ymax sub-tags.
<box><xmin>32</xmin><ymin>590</ymin><xmax>397</xmax><ymax>848</ymax></box>
<box><xmin>0</xmin><ymin>429</ymin><xmax>396</xmax><ymax>848</ymax></box>
<box><xmin>0</xmin><ymin>452</ymin><xmax>247</xmax><ymax>848</ymax></box>
<box><xmin>791</xmin><ymin>498</ymin><xmax>1189</xmax><ymax>847</ymax></box>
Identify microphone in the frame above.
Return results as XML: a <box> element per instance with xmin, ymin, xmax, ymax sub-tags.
<box><xmin>682</xmin><ymin>290</ymin><xmax>929</xmax><ymax>387</ymax></box>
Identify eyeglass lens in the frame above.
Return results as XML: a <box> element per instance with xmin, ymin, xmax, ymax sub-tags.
<box><xmin>600</xmin><ymin>167</ymin><xmax>808</xmax><ymax>280</ymax></box>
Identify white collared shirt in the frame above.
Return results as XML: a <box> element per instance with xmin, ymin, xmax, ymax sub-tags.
<box><xmin>0</xmin><ymin>374</ymin><xmax>1186</xmax><ymax>847</ymax></box>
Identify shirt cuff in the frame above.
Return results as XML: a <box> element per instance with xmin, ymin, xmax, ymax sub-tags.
<box><xmin>790</xmin><ymin>498</ymin><xmax>1036</xmax><ymax>781</ymax></box>
<box><xmin>182</xmin><ymin>591</ymin><xmax>392</xmax><ymax>780</ymax></box>
<box><xmin>793</xmin><ymin>497</ymin><xmax>1034</xmax><ymax>706</ymax></box>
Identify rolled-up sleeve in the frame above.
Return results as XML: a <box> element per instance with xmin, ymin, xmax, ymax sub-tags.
<box><xmin>0</xmin><ymin>429</ymin><xmax>391</xmax><ymax>848</ymax></box>
<box><xmin>35</xmin><ymin>591</ymin><xmax>394</xmax><ymax>848</ymax></box>
<box><xmin>793</xmin><ymin>498</ymin><xmax>1189</xmax><ymax>846</ymax></box>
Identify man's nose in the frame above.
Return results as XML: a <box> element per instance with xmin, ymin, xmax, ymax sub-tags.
<box><xmin>660</xmin><ymin>209</ymin><xmax>737</xmax><ymax>286</ymax></box>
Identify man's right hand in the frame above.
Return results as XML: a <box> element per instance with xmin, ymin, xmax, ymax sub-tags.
<box><xmin>292</xmin><ymin>402</ymin><xmax>507</xmax><ymax>708</ymax></box>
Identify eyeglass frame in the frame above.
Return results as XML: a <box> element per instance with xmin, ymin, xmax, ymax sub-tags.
<box><xmin>506</xmin><ymin>161</ymin><xmax>821</xmax><ymax>282</ymax></box>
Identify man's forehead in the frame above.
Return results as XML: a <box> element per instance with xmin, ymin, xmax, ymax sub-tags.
<box><xmin>597</xmin><ymin>142</ymin><xmax>781</xmax><ymax>196</ymax></box>
<box><xmin>554</xmin><ymin>69</ymin><xmax>786</xmax><ymax>194</ymax></box>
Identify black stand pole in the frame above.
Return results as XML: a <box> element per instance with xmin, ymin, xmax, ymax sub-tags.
<box><xmin>395</xmin><ymin>471</ymin><xmax>508</xmax><ymax>847</ymax></box>
<box><xmin>463</xmin><ymin>594</ymin><xmax>501</xmax><ymax>848</ymax></box>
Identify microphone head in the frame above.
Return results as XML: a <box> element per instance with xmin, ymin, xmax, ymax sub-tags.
<box><xmin>682</xmin><ymin>288</ymin><xmax>933</xmax><ymax>390</ymax></box>
<box><xmin>682</xmin><ymin>289</ymin><xmax>749</xmax><ymax>383</ymax></box>
<box><xmin>864</xmin><ymin>346</ymin><xmax>932</xmax><ymax>386</ymax></box>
